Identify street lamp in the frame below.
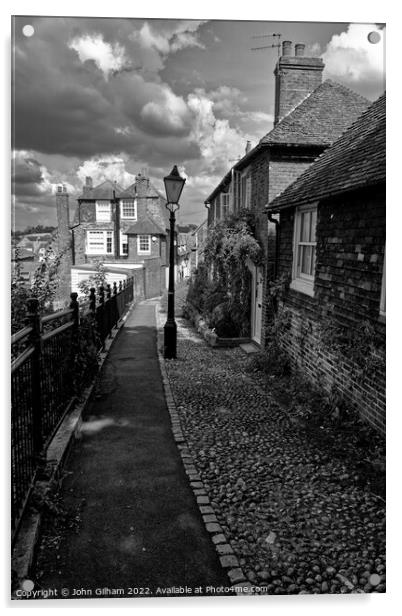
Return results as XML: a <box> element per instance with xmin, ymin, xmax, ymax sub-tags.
<box><xmin>163</xmin><ymin>165</ymin><xmax>186</xmax><ymax>359</ymax></box>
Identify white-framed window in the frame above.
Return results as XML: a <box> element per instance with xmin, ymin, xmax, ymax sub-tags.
<box><xmin>95</xmin><ymin>201</ymin><xmax>112</xmax><ymax>222</ymax></box>
<box><xmin>214</xmin><ymin>195</ymin><xmax>221</xmax><ymax>221</ymax></box>
<box><xmin>240</xmin><ymin>173</ymin><xmax>251</xmax><ymax>209</ymax></box>
<box><xmin>86</xmin><ymin>230</ymin><xmax>114</xmax><ymax>255</ymax></box>
<box><xmin>137</xmin><ymin>234</ymin><xmax>151</xmax><ymax>254</ymax></box>
<box><xmin>222</xmin><ymin>193</ymin><xmax>230</xmax><ymax>218</ymax></box>
<box><xmin>120</xmin><ymin>232</ymin><xmax>128</xmax><ymax>256</ymax></box>
<box><xmin>380</xmin><ymin>250</ymin><xmax>386</xmax><ymax>316</ymax></box>
<box><xmin>120</xmin><ymin>199</ymin><xmax>137</xmax><ymax>220</ymax></box>
<box><xmin>290</xmin><ymin>204</ymin><xmax>317</xmax><ymax>296</ymax></box>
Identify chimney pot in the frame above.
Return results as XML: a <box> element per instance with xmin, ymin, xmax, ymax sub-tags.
<box><xmin>282</xmin><ymin>40</ymin><xmax>292</xmax><ymax>56</ymax></box>
<box><xmin>85</xmin><ymin>176</ymin><xmax>93</xmax><ymax>188</ymax></box>
<box><xmin>295</xmin><ymin>43</ymin><xmax>305</xmax><ymax>57</ymax></box>
<box><xmin>57</xmin><ymin>185</ymin><xmax>63</xmax><ymax>193</ymax></box>
<box><xmin>245</xmin><ymin>141</ymin><xmax>252</xmax><ymax>154</ymax></box>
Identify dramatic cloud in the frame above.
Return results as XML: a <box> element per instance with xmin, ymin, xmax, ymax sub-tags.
<box><xmin>76</xmin><ymin>156</ymin><xmax>137</xmax><ymax>189</ymax></box>
<box><xmin>69</xmin><ymin>34</ymin><xmax>129</xmax><ymax>78</ymax></box>
<box><xmin>11</xmin><ymin>17</ymin><xmax>386</xmax><ymax>229</ymax></box>
<box><xmin>322</xmin><ymin>23</ymin><xmax>385</xmax><ymax>99</ymax></box>
<box><xmin>133</xmin><ymin>20</ymin><xmax>206</xmax><ymax>56</ymax></box>
<box><xmin>139</xmin><ymin>88</ymin><xmax>191</xmax><ymax>136</ymax></box>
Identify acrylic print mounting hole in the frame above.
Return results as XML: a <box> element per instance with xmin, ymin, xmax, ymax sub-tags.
<box><xmin>22</xmin><ymin>24</ymin><xmax>35</xmax><ymax>37</ymax></box>
<box><xmin>368</xmin><ymin>31</ymin><xmax>381</xmax><ymax>44</ymax></box>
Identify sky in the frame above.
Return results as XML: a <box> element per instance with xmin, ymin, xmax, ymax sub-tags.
<box><xmin>11</xmin><ymin>16</ymin><xmax>386</xmax><ymax>230</ymax></box>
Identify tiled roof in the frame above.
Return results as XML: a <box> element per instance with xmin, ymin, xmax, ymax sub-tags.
<box><xmin>260</xmin><ymin>80</ymin><xmax>370</xmax><ymax>147</ymax></box>
<box><xmin>206</xmin><ymin>80</ymin><xmax>369</xmax><ymax>203</ymax></box>
<box><xmin>126</xmin><ymin>216</ymin><xmax>166</xmax><ymax>236</ymax></box>
<box><xmin>268</xmin><ymin>93</ymin><xmax>385</xmax><ymax>210</ymax></box>
<box><xmin>78</xmin><ymin>179</ymin><xmax>133</xmax><ymax>200</ymax></box>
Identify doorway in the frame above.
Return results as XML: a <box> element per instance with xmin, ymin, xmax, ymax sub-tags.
<box><xmin>251</xmin><ymin>265</ymin><xmax>263</xmax><ymax>345</ymax></box>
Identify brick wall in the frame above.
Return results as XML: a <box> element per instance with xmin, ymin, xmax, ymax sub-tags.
<box><xmin>73</xmin><ymin>200</ymin><xmax>165</xmax><ymax>265</ymax></box>
<box><xmin>274</xmin><ymin>56</ymin><xmax>324</xmax><ymax>124</ymax></box>
<box><xmin>251</xmin><ymin>149</ymin><xmax>323</xmax><ymax>346</ymax></box>
<box><xmin>271</xmin><ymin>186</ymin><xmax>386</xmax><ymax>432</ymax></box>
<box><xmin>143</xmin><ymin>257</ymin><xmax>164</xmax><ymax>298</ymax></box>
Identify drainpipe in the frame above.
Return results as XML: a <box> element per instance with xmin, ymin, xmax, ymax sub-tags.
<box><xmin>69</xmin><ymin>201</ymin><xmax>82</xmax><ymax>266</ymax></box>
<box><xmin>267</xmin><ymin>210</ymin><xmax>280</xmax><ymax>279</ymax></box>
<box><xmin>113</xmin><ymin>189</ymin><xmax>120</xmax><ymax>260</ymax></box>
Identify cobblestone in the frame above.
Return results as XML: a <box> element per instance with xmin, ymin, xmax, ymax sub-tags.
<box><xmin>164</xmin><ymin>316</ymin><xmax>386</xmax><ymax>595</ymax></box>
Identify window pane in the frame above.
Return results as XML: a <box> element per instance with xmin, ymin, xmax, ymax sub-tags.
<box><xmin>139</xmin><ymin>235</ymin><xmax>150</xmax><ymax>251</ymax></box>
<box><xmin>122</xmin><ymin>200</ymin><xmax>136</xmax><ymax>218</ymax></box>
<box><xmin>96</xmin><ymin>202</ymin><xmax>111</xmax><ymax>221</ymax></box>
<box><xmin>301</xmin><ymin>212</ymin><xmax>311</xmax><ymax>242</ymax></box>
<box><xmin>310</xmin><ymin>246</ymin><xmax>316</xmax><ymax>276</ymax></box>
<box><xmin>301</xmin><ymin>245</ymin><xmax>312</xmax><ymax>275</ymax></box>
<box><xmin>311</xmin><ymin>209</ymin><xmax>317</xmax><ymax>242</ymax></box>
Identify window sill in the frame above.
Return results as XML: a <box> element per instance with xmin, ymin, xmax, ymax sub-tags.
<box><xmin>378</xmin><ymin>313</ymin><xmax>386</xmax><ymax>324</ymax></box>
<box><xmin>289</xmin><ymin>279</ymin><xmax>315</xmax><ymax>297</ymax></box>
<box><xmin>86</xmin><ymin>252</ymin><xmax>111</xmax><ymax>256</ymax></box>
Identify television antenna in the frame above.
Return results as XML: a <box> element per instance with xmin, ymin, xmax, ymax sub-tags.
<box><xmin>251</xmin><ymin>33</ymin><xmax>282</xmax><ymax>56</ymax></box>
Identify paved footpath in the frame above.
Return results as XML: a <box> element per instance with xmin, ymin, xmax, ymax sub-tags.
<box><xmin>33</xmin><ymin>299</ymin><xmax>230</xmax><ymax>599</ymax></box>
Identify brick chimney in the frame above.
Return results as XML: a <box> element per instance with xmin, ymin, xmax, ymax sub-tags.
<box><xmin>82</xmin><ymin>176</ymin><xmax>93</xmax><ymax>197</ymax></box>
<box><xmin>55</xmin><ymin>185</ymin><xmax>72</xmax><ymax>307</ymax></box>
<box><xmin>273</xmin><ymin>41</ymin><xmax>324</xmax><ymax>125</ymax></box>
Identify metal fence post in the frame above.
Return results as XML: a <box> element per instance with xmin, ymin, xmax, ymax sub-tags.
<box><xmin>112</xmin><ymin>282</ymin><xmax>118</xmax><ymax>328</ymax></box>
<box><xmin>26</xmin><ymin>298</ymin><xmax>44</xmax><ymax>458</ymax></box>
<box><xmin>89</xmin><ymin>287</ymin><xmax>96</xmax><ymax>315</ymax></box>
<box><xmin>70</xmin><ymin>292</ymin><xmax>79</xmax><ymax>331</ymax></box>
<box><xmin>106</xmin><ymin>284</ymin><xmax>112</xmax><ymax>337</ymax></box>
<box><xmin>98</xmin><ymin>285</ymin><xmax>105</xmax><ymax>346</ymax></box>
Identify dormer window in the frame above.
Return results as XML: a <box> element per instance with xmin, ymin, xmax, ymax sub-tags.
<box><xmin>121</xmin><ymin>199</ymin><xmax>137</xmax><ymax>220</ymax></box>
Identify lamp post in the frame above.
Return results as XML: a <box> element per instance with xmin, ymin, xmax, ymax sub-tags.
<box><xmin>163</xmin><ymin>165</ymin><xmax>186</xmax><ymax>359</ymax></box>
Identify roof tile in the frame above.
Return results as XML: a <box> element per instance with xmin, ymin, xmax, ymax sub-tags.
<box><xmin>261</xmin><ymin>80</ymin><xmax>370</xmax><ymax>146</ymax></box>
<box><xmin>268</xmin><ymin>93</ymin><xmax>385</xmax><ymax>209</ymax></box>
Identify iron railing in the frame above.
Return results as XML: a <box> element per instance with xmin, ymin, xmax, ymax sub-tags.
<box><xmin>11</xmin><ymin>277</ymin><xmax>134</xmax><ymax>540</ymax></box>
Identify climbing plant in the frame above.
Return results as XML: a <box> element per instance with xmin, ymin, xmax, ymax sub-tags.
<box><xmin>317</xmin><ymin>304</ymin><xmax>385</xmax><ymax>380</ymax></box>
<box><xmin>11</xmin><ymin>246</ymin><xmax>65</xmax><ymax>333</ymax></box>
<box><xmin>187</xmin><ymin>210</ymin><xmax>263</xmax><ymax>336</ymax></box>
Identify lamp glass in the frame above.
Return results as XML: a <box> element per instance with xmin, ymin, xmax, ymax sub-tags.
<box><xmin>164</xmin><ymin>165</ymin><xmax>185</xmax><ymax>205</ymax></box>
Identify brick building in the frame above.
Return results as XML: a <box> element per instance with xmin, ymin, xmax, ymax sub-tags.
<box><xmin>189</xmin><ymin>219</ymin><xmax>208</xmax><ymax>272</ymax></box>
<box><xmin>205</xmin><ymin>41</ymin><xmax>369</xmax><ymax>345</ymax></box>
<box><xmin>267</xmin><ymin>94</ymin><xmax>386</xmax><ymax>433</ymax></box>
<box><xmin>56</xmin><ymin>172</ymin><xmax>174</xmax><ymax>300</ymax></box>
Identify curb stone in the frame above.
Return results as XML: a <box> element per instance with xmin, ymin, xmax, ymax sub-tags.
<box><xmin>155</xmin><ymin>303</ymin><xmax>249</xmax><ymax>596</ymax></box>
<box><xmin>11</xmin><ymin>302</ymin><xmax>135</xmax><ymax>596</ymax></box>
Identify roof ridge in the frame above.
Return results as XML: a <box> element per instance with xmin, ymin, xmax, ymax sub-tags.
<box><xmin>261</xmin><ymin>79</ymin><xmax>370</xmax><ymax>144</ymax></box>
<box><xmin>320</xmin><ymin>77</ymin><xmax>370</xmax><ymax>104</ymax></box>
<box><xmin>268</xmin><ymin>92</ymin><xmax>385</xmax><ymax>209</ymax></box>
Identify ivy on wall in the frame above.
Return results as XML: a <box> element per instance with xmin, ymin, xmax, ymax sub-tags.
<box><xmin>317</xmin><ymin>305</ymin><xmax>385</xmax><ymax>380</ymax></box>
<box><xmin>187</xmin><ymin>210</ymin><xmax>262</xmax><ymax>337</ymax></box>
